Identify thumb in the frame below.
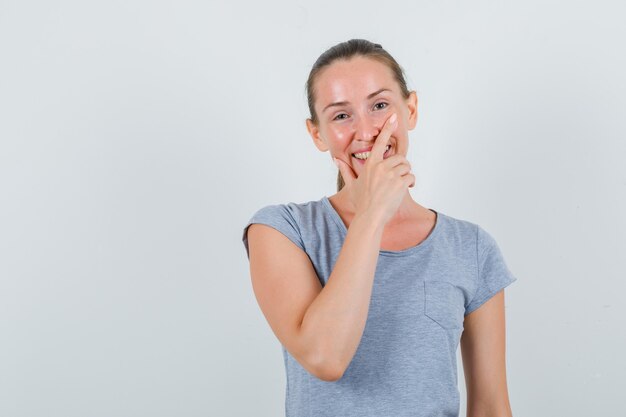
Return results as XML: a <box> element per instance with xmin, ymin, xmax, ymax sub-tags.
<box><xmin>334</xmin><ymin>157</ymin><xmax>356</xmax><ymax>186</ymax></box>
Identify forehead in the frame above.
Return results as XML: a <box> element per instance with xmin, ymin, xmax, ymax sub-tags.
<box><xmin>314</xmin><ymin>56</ymin><xmax>397</xmax><ymax>103</ymax></box>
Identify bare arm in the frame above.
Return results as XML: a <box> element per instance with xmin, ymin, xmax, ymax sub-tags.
<box><xmin>246</xmin><ymin>209</ymin><xmax>385</xmax><ymax>382</ymax></box>
<box><xmin>247</xmin><ymin>111</ymin><xmax>414</xmax><ymax>382</ymax></box>
<box><xmin>299</xmin><ymin>210</ymin><xmax>385</xmax><ymax>379</ymax></box>
<box><xmin>461</xmin><ymin>290</ymin><xmax>513</xmax><ymax>417</ymax></box>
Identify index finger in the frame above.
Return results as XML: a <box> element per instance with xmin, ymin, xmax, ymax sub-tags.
<box><xmin>368</xmin><ymin>112</ymin><xmax>397</xmax><ymax>163</ymax></box>
<box><xmin>394</xmin><ymin>119</ymin><xmax>409</xmax><ymax>158</ymax></box>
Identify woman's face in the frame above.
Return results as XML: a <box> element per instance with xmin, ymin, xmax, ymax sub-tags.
<box><xmin>306</xmin><ymin>55</ymin><xmax>418</xmax><ymax>177</ymax></box>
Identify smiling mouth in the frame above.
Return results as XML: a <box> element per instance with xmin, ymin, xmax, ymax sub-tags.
<box><xmin>352</xmin><ymin>144</ymin><xmax>392</xmax><ymax>160</ymax></box>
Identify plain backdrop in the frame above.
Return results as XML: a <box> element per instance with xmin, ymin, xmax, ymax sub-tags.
<box><xmin>1</xmin><ymin>0</ymin><xmax>625</xmax><ymax>416</ymax></box>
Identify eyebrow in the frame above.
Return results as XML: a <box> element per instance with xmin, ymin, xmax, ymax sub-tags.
<box><xmin>322</xmin><ymin>88</ymin><xmax>391</xmax><ymax>114</ymax></box>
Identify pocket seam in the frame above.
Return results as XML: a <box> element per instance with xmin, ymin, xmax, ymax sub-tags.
<box><xmin>423</xmin><ymin>280</ymin><xmax>464</xmax><ymax>330</ymax></box>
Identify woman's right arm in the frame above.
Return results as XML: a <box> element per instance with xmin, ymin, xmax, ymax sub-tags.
<box><xmin>247</xmin><ymin>112</ymin><xmax>414</xmax><ymax>381</ymax></box>
<box><xmin>246</xmin><ymin>209</ymin><xmax>385</xmax><ymax>382</ymax></box>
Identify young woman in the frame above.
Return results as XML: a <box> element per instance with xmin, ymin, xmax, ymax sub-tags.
<box><xmin>242</xmin><ymin>39</ymin><xmax>517</xmax><ymax>417</ymax></box>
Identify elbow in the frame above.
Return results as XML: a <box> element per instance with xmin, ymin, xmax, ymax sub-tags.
<box><xmin>297</xmin><ymin>325</ymin><xmax>347</xmax><ymax>381</ymax></box>
<box><xmin>306</xmin><ymin>352</ymin><xmax>346</xmax><ymax>382</ymax></box>
<box><xmin>314</xmin><ymin>364</ymin><xmax>345</xmax><ymax>382</ymax></box>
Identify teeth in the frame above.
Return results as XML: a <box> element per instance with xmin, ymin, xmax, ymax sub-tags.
<box><xmin>353</xmin><ymin>145</ymin><xmax>391</xmax><ymax>160</ymax></box>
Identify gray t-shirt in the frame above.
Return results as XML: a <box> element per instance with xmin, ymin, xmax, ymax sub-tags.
<box><xmin>242</xmin><ymin>196</ymin><xmax>518</xmax><ymax>417</ymax></box>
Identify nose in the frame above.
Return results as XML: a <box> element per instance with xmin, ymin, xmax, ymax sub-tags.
<box><xmin>353</xmin><ymin>114</ymin><xmax>380</xmax><ymax>143</ymax></box>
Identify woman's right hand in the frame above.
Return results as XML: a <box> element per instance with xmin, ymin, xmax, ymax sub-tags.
<box><xmin>334</xmin><ymin>112</ymin><xmax>415</xmax><ymax>226</ymax></box>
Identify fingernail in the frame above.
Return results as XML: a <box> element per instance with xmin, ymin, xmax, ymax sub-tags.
<box><xmin>390</xmin><ymin>113</ymin><xmax>397</xmax><ymax>124</ymax></box>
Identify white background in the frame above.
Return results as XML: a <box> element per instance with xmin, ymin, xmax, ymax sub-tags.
<box><xmin>1</xmin><ymin>0</ymin><xmax>625</xmax><ymax>416</ymax></box>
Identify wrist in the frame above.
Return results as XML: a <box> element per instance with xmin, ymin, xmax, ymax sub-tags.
<box><xmin>351</xmin><ymin>209</ymin><xmax>386</xmax><ymax>235</ymax></box>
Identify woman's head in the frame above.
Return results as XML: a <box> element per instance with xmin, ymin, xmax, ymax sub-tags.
<box><xmin>305</xmin><ymin>39</ymin><xmax>418</xmax><ymax>191</ymax></box>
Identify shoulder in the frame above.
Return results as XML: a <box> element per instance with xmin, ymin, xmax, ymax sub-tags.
<box><xmin>242</xmin><ymin>197</ymin><xmax>327</xmax><ymax>258</ymax></box>
<box><xmin>246</xmin><ymin>197</ymin><xmax>325</xmax><ymax>225</ymax></box>
<box><xmin>434</xmin><ymin>210</ymin><xmax>482</xmax><ymax>246</ymax></box>
<box><xmin>432</xmin><ymin>211</ymin><xmax>506</xmax><ymax>263</ymax></box>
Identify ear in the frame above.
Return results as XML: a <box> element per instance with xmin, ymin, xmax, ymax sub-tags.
<box><xmin>306</xmin><ymin>118</ymin><xmax>329</xmax><ymax>152</ymax></box>
<box><xmin>406</xmin><ymin>91</ymin><xmax>418</xmax><ymax>130</ymax></box>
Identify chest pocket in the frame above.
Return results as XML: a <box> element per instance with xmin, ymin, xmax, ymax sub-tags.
<box><xmin>423</xmin><ymin>280</ymin><xmax>465</xmax><ymax>330</ymax></box>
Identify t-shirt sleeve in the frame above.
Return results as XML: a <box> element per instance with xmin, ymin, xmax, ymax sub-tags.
<box><xmin>465</xmin><ymin>225</ymin><xmax>518</xmax><ymax>316</ymax></box>
<box><xmin>242</xmin><ymin>204</ymin><xmax>305</xmax><ymax>260</ymax></box>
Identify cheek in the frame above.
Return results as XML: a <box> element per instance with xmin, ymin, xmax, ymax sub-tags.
<box><xmin>373</xmin><ymin>110</ymin><xmax>390</xmax><ymax>121</ymax></box>
<box><xmin>371</xmin><ymin>107</ymin><xmax>395</xmax><ymax>129</ymax></box>
<box><xmin>328</xmin><ymin>127</ymin><xmax>351</xmax><ymax>147</ymax></box>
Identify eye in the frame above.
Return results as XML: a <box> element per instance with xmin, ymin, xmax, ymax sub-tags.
<box><xmin>374</xmin><ymin>102</ymin><xmax>388</xmax><ymax>110</ymax></box>
<box><xmin>333</xmin><ymin>113</ymin><xmax>348</xmax><ymax>121</ymax></box>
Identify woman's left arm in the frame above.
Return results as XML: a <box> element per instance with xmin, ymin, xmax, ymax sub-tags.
<box><xmin>460</xmin><ymin>289</ymin><xmax>513</xmax><ymax>417</ymax></box>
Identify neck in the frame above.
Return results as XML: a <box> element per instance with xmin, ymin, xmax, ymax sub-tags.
<box><xmin>334</xmin><ymin>188</ymin><xmax>427</xmax><ymax>226</ymax></box>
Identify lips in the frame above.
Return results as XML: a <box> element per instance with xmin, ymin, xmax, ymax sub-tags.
<box><xmin>351</xmin><ymin>141</ymin><xmax>395</xmax><ymax>156</ymax></box>
<box><xmin>352</xmin><ymin>146</ymin><xmax>374</xmax><ymax>154</ymax></box>
<box><xmin>351</xmin><ymin>145</ymin><xmax>393</xmax><ymax>165</ymax></box>
<box><xmin>350</xmin><ymin>143</ymin><xmax>393</xmax><ymax>159</ymax></box>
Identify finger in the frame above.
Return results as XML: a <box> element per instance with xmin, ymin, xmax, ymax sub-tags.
<box><xmin>391</xmin><ymin>160</ymin><xmax>412</xmax><ymax>177</ymax></box>
<box><xmin>395</xmin><ymin>128</ymin><xmax>409</xmax><ymax>159</ymax></box>
<box><xmin>381</xmin><ymin>154</ymin><xmax>410</xmax><ymax>170</ymax></box>
<box><xmin>368</xmin><ymin>112</ymin><xmax>397</xmax><ymax>162</ymax></box>
<box><xmin>404</xmin><ymin>172</ymin><xmax>416</xmax><ymax>188</ymax></box>
<box><xmin>392</xmin><ymin>162</ymin><xmax>414</xmax><ymax>188</ymax></box>
<box><xmin>334</xmin><ymin>157</ymin><xmax>356</xmax><ymax>186</ymax></box>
